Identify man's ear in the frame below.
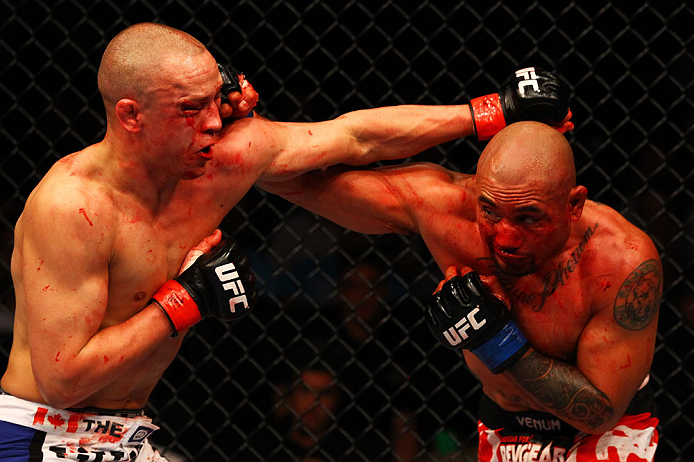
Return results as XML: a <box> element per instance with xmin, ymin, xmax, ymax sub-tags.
<box><xmin>115</xmin><ymin>99</ymin><xmax>141</xmax><ymax>133</ymax></box>
<box><xmin>568</xmin><ymin>185</ymin><xmax>588</xmax><ymax>221</ymax></box>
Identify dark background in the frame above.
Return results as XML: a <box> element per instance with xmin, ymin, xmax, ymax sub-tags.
<box><xmin>1</xmin><ymin>1</ymin><xmax>693</xmax><ymax>460</ymax></box>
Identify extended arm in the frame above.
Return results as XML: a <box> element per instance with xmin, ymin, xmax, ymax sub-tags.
<box><xmin>260</xmin><ymin>163</ymin><xmax>472</xmax><ymax>235</ymax></box>
<box><xmin>244</xmin><ymin>66</ymin><xmax>572</xmax><ymax>184</ymax></box>
<box><xmin>250</xmin><ymin>104</ymin><xmax>474</xmax><ymax>183</ymax></box>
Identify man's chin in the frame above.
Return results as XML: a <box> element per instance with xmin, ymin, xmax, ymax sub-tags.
<box><xmin>182</xmin><ymin>167</ymin><xmax>206</xmax><ymax>180</ymax></box>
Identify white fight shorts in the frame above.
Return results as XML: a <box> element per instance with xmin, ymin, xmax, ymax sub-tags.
<box><xmin>0</xmin><ymin>392</ymin><xmax>168</xmax><ymax>461</ymax></box>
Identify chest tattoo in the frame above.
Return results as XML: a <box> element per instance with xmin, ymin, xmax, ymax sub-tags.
<box><xmin>533</xmin><ymin>223</ymin><xmax>599</xmax><ymax>311</ymax></box>
<box><xmin>477</xmin><ymin>223</ymin><xmax>600</xmax><ymax>312</ymax></box>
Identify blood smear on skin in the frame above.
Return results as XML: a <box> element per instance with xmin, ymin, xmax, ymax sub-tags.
<box><xmin>78</xmin><ymin>208</ymin><xmax>93</xmax><ymax>226</ymax></box>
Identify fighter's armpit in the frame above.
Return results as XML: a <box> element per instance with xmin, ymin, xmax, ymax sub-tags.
<box><xmin>613</xmin><ymin>259</ymin><xmax>662</xmax><ymax>331</ymax></box>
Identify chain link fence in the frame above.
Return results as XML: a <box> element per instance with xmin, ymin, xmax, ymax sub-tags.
<box><xmin>2</xmin><ymin>1</ymin><xmax>693</xmax><ymax>460</ymax></box>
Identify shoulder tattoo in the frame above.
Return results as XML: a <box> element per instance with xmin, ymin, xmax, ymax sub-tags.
<box><xmin>614</xmin><ymin>259</ymin><xmax>662</xmax><ymax>330</ymax></box>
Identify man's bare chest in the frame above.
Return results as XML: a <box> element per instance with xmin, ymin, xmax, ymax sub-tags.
<box><xmin>104</xmin><ymin>196</ymin><xmax>231</xmax><ymax>322</ymax></box>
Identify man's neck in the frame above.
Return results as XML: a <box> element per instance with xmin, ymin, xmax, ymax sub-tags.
<box><xmin>94</xmin><ymin>137</ymin><xmax>181</xmax><ymax>214</ymax></box>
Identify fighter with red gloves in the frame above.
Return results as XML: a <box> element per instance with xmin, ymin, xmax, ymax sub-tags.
<box><xmin>1</xmin><ymin>19</ymin><xmax>582</xmax><ymax>460</ymax></box>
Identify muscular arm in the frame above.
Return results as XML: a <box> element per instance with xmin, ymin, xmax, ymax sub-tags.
<box><xmin>260</xmin><ymin>163</ymin><xmax>473</xmax><ymax>235</ymax></box>
<box><xmin>216</xmin><ymin>66</ymin><xmax>571</xmax><ymax>188</ymax></box>
<box><xmin>252</xmin><ymin>104</ymin><xmax>475</xmax><ymax>183</ymax></box>
<box><xmin>15</xmin><ymin>190</ymin><xmax>173</xmax><ymax>409</ymax></box>
<box><xmin>504</xmin><ymin>257</ymin><xmax>661</xmax><ymax>434</ymax></box>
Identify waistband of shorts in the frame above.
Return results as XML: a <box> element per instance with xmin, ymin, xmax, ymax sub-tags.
<box><xmin>478</xmin><ymin>393</ymin><xmax>581</xmax><ymax>437</ymax></box>
<box><xmin>65</xmin><ymin>405</ymin><xmax>145</xmax><ymax>418</ymax></box>
<box><xmin>0</xmin><ymin>387</ymin><xmax>144</xmax><ymax>418</ymax></box>
<box><xmin>0</xmin><ymin>392</ymin><xmax>158</xmax><ymax>442</ymax></box>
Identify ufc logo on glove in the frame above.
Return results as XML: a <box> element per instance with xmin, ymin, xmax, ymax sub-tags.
<box><xmin>515</xmin><ymin>67</ymin><xmax>539</xmax><ymax>94</ymax></box>
<box><xmin>426</xmin><ymin>273</ymin><xmax>529</xmax><ymax>374</ymax></box>
<box><xmin>442</xmin><ymin>307</ymin><xmax>487</xmax><ymax>346</ymax></box>
<box><xmin>215</xmin><ymin>263</ymin><xmax>249</xmax><ymax>312</ymax></box>
<box><xmin>151</xmin><ymin>237</ymin><xmax>257</xmax><ymax>335</ymax></box>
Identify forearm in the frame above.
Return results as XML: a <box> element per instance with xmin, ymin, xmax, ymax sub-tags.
<box><xmin>505</xmin><ymin>348</ymin><xmax>616</xmax><ymax>434</ymax></box>
<box><xmin>36</xmin><ymin>304</ymin><xmax>173</xmax><ymax>409</ymax></box>
<box><xmin>337</xmin><ymin>104</ymin><xmax>474</xmax><ymax>165</ymax></box>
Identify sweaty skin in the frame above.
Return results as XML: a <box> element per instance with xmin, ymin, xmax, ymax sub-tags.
<box><xmin>264</xmin><ymin>121</ymin><xmax>661</xmax><ymax>434</ymax></box>
<box><xmin>2</xmin><ymin>23</ymin><xmax>481</xmax><ymax>411</ymax></box>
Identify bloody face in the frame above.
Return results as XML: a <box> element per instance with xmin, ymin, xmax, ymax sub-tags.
<box><xmin>137</xmin><ymin>51</ymin><xmax>223</xmax><ymax>179</ymax></box>
<box><xmin>475</xmin><ymin>178</ymin><xmax>572</xmax><ymax>277</ymax></box>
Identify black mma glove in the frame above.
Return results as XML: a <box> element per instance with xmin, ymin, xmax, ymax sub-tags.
<box><xmin>218</xmin><ymin>63</ymin><xmax>241</xmax><ymax>106</ymax></box>
<box><xmin>425</xmin><ymin>272</ymin><xmax>529</xmax><ymax>373</ymax></box>
<box><xmin>151</xmin><ymin>239</ymin><xmax>257</xmax><ymax>335</ymax></box>
<box><xmin>470</xmin><ymin>67</ymin><xmax>571</xmax><ymax>140</ymax></box>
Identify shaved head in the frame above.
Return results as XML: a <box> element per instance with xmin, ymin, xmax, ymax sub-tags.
<box><xmin>97</xmin><ymin>23</ymin><xmax>208</xmax><ymax>121</ymax></box>
<box><xmin>477</xmin><ymin>121</ymin><xmax>576</xmax><ymax>200</ymax></box>
<box><xmin>474</xmin><ymin>122</ymin><xmax>586</xmax><ymax>275</ymax></box>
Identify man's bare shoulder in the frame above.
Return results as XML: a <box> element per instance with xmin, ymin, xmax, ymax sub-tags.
<box><xmin>20</xmin><ymin>150</ymin><xmax>118</xmax><ymax>243</ymax></box>
<box><xmin>583</xmin><ymin>200</ymin><xmax>659</xmax><ymax>262</ymax></box>
<box><xmin>580</xmin><ymin>200</ymin><xmax>662</xmax><ymax>326</ymax></box>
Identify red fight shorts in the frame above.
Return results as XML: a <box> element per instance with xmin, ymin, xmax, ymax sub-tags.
<box><xmin>477</xmin><ymin>389</ymin><xmax>658</xmax><ymax>462</ymax></box>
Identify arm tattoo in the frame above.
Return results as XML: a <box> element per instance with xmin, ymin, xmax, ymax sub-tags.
<box><xmin>509</xmin><ymin>350</ymin><xmax>614</xmax><ymax>430</ymax></box>
<box><xmin>614</xmin><ymin>259</ymin><xmax>661</xmax><ymax>330</ymax></box>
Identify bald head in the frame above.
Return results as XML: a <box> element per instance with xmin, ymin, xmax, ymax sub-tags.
<box><xmin>97</xmin><ymin>23</ymin><xmax>208</xmax><ymax>119</ymax></box>
<box><xmin>477</xmin><ymin>121</ymin><xmax>576</xmax><ymax>199</ymax></box>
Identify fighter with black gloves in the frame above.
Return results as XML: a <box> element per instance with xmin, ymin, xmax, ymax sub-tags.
<box><xmin>151</xmin><ymin>229</ymin><xmax>257</xmax><ymax>336</ymax></box>
<box><xmin>264</xmin><ymin>64</ymin><xmax>659</xmax><ymax>460</ymax></box>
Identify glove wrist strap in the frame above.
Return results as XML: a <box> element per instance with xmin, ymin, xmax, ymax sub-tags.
<box><xmin>470</xmin><ymin>93</ymin><xmax>507</xmax><ymax>141</ymax></box>
<box><xmin>471</xmin><ymin>319</ymin><xmax>529</xmax><ymax>374</ymax></box>
<box><xmin>150</xmin><ymin>279</ymin><xmax>203</xmax><ymax>336</ymax></box>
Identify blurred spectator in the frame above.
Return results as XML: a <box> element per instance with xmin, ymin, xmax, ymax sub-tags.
<box><xmin>330</xmin><ymin>257</ymin><xmax>424</xmax><ymax>461</ymax></box>
<box><xmin>252</xmin><ymin>337</ymin><xmax>350</xmax><ymax>461</ymax></box>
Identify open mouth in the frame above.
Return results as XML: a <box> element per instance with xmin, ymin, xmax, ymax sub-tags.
<box><xmin>496</xmin><ymin>249</ymin><xmax>525</xmax><ymax>259</ymax></box>
<box><xmin>198</xmin><ymin>145</ymin><xmax>213</xmax><ymax>159</ymax></box>
<box><xmin>493</xmin><ymin>248</ymin><xmax>531</xmax><ymax>266</ymax></box>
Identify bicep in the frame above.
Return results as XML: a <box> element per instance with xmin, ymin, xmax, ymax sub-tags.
<box><xmin>19</xmin><ymin>202</ymin><xmax>111</xmax><ymax>376</ymax></box>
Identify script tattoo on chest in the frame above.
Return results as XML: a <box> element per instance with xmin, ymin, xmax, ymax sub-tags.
<box><xmin>614</xmin><ymin>259</ymin><xmax>661</xmax><ymax>330</ymax></box>
<box><xmin>477</xmin><ymin>223</ymin><xmax>599</xmax><ymax>312</ymax></box>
